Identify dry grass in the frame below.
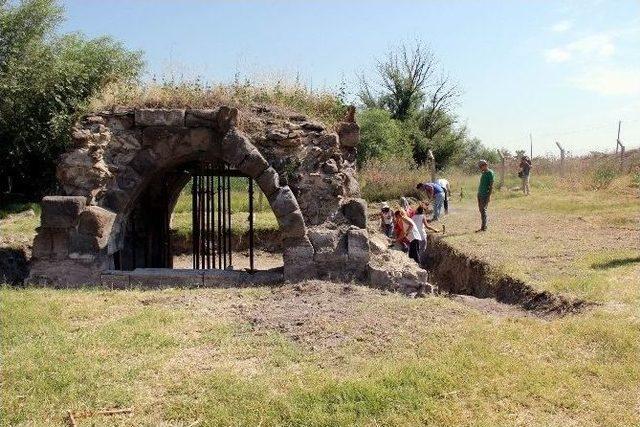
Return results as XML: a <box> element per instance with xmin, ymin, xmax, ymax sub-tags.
<box><xmin>2</xmin><ymin>162</ymin><xmax>639</xmax><ymax>426</ymax></box>
<box><xmin>361</xmin><ymin>148</ymin><xmax>640</xmax><ymax>203</ymax></box>
<box><xmin>88</xmin><ymin>80</ymin><xmax>347</xmax><ymax>128</ymax></box>
<box><xmin>2</xmin><ymin>282</ymin><xmax>639</xmax><ymax>426</ymax></box>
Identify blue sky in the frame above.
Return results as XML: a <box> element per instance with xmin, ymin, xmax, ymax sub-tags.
<box><xmin>59</xmin><ymin>0</ymin><xmax>640</xmax><ymax>155</ymax></box>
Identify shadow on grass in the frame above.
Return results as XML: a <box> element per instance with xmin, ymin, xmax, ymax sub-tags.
<box><xmin>591</xmin><ymin>256</ymin><xmax>640</xmax><ymax>270</ymax></box>
<box><xmin>0</xmin><ymin>201</ymin><xmax>39</xmax><ymax>220</ymax></box>
<box><xmin>0</xmin><ymin>247</ymin><xmax>29</xmax><ymax>285</ymax></box>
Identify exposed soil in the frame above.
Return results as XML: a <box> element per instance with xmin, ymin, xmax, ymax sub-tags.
<box><xmin>427</xmin><ymin>237</ymin><xmax>590</xmax><ymax>315</ymax></box>
<box><xmin>172</xmin><ymin>249</ymin><xmax>283</xmax><ymax>271</ymax></box>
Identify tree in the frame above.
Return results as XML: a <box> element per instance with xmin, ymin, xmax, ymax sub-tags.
<box><xmin>359</xmin><ymin>41</ymin><xmax>460</xmax><ymax>125</ymax></box>
<box><xmin>0</xmin><ymin>0</ymin><xmax>143</xmax><ymax>198</ymax></box>
<box><xmin>358</xmin><ymin>41</ymin><xmax>467</xmax><ymax>169</ymax></box>
<box><xmin>357</xmin><ymin>109</ymin><xmax>412</xmax><ymax>166</ymax></box>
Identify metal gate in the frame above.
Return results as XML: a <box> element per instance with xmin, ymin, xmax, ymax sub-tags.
<box><xmin>191</xmin><ymin>160</ymin><xmax>255</xmax><ymax>271</ymax></box>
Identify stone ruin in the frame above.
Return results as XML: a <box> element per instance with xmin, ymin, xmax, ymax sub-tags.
<box><xmin>27</xmin><ymin>105</ymin><xmax>431</xmax><ymax>294</ymax></box>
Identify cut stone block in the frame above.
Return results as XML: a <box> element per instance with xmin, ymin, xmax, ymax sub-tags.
<box><xmin>277</xmin><ymin>210</ymin><xmax>306</xmax><ymax>239</ymax></box>
<box><xmin>347</xmin><ymin>228</ymin><xmax>370</xmax><ymax>264</ymax></box>
<box><xmin>185</xmin><ymin>109</ymin><xmax>217</xmax><ymax>127</ymax></box>
<box><xmin>78</xmin><ymin>206</ymin><xmax>116</xmax><ymax>238</ymax></box>
<box><xmin>69</xmin><ymin>231</ymin><xmax>102</xmax><ymax>254</ymax></box>
<box><xmin>269</xmin><ymin>186</ymin><xmax>299</xmax><ymax>218</ymax></box>
<box><xmin>40</xmin><ymin>196</ymin><xmax>86</xmax><ymax>228</ymax></box>
<box><xmin>283</xmin><ymin>238</ymin><xmax>316</xmax><ymax>281</ymax></box>
<box><xmin>129</xmin><ymin>268</ymin><xmax>203</xmax><ymax>288</ymax></box>
<box><xmin>203</xmin><ymin>269</ymin><xmax>249</xmax><ymax>287</ymax></box>
<box><xmin>135</xmin><ymin>109</ymin><xmax>185</xmax><ymax>127</ymax></box>
<box><xmin>237</xmin><ymin>149</ymin><xmax>269</xmax><ymax>178</ymax></box>
<box><xmin>255</xmin><ymin>167</ymin><xmax>280</xmax><ymax>197</ymax></box>
<box><xmin>341</xmin><ymin>198</ymin><xmax>367</xmax><ymax>229</ymax></box>
<box><xmin>336</xmin><ymin>122</ymin><xmax>360</xmax><ymax>147</ymax></box>
<box><xmin>221</xmin><ymin>128</ymin><xmax>253</xmax><ymax>166</ymax></box>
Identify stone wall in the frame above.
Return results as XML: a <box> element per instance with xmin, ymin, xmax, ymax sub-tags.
<box><xmin>28</xmin><ymin>105</ymin><xmax>433</xmax><ymax>295</ymax></box>
<box><xmin>28</xmin><ymin>106</ymin><xmax>370</xmax><ymax>285</ymax></box>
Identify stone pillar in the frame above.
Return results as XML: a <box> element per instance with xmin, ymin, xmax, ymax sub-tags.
<box><xmin>28</xmin><ymin>196</ymin><xmax>116</xmax><ymax>286</ymax></box>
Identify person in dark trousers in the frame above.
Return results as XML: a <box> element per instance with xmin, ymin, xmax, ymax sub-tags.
<box><xmin>519</xmin><ymin>156</ymin><xmax>532</xmax><ymax>195</ymax></box>
<box><xmin>394</xmin><ymin>209</ymin><xmax>423</xmax><ymax>263</ymax></box>
<box><xmin>476</xmin><ymin>160</ymin><xmax>494</xmax><ymax>232</ymax></box>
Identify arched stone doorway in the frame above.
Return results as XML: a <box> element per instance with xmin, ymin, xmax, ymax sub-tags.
<box><xmin>28</xmin><ymin>106</ymin><xmax>373</xmax><ymax>286</ymax></box>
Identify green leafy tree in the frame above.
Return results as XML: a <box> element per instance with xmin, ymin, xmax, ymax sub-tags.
<box><xmin>358</xmin><ymin>41</ymin><xmax>471</xmax><ymax>169</ymax></box>
<box><xmin>0</xmin><ymin>0</ymin><xmax>143</xmax><ymax>198</ymax></box>
<box><xmin>357</xmin><ymin>108</ymin><xmax>413</xmax><ymax>166</ymax></box>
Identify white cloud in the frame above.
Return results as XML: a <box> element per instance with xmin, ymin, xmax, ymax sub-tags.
<box><xmin>551</xmin><ymin>20</ymin><xmax>573</xmax><ymax>33</ymax></box>
<box><xmin>570</xmin><ymin>67</ymin><xmax>640</xmax><ymax>95</ymax></box>
<box><xmin>544</xmin><ymin>32</ymin><xmax>616</xmax><ymax>63</ymax></box>
<box><xmin>567</xmin><ymin>34</ymin><xmax>615</xmax><ymax>57</ymax></box>
<box><xmin>544</xmin><ymin>48</ymin><xmax>571</xmax><ymax>63</ymax></box>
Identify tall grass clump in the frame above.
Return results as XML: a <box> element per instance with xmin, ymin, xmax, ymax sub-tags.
<box><xmin>89</xmin><ymin>78</ymin><xmax>348</xmax><ymax>128</ymax></box>
<box><xmin>360</xmin><ymin>158</ymin><xmax>426</xmax><ymax>202</ymax></box>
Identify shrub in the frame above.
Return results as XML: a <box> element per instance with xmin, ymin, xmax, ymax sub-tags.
<box><xmin>0</xmin><ymin>0</ymin><xmax>143</xmax><ymax>198</ymax></box>
<box><xmin>356</xmin><ymin>109</ymin><xmax>413</xmax><ymax>166</ymax></box>
<box><xmin>590</xmin><ymin>164</ymin><xmax>617</xmax><ymax>190</ymax></box>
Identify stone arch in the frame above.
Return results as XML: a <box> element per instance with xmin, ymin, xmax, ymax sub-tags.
<box><xmin>28</xmin><ymin>106</ymin><xmax>369</xmax><ymax>286</ymax></box>
<box><xmin>106</xmin><ymin>124</ymin><xmax>311</xmax><ymax>276</ymax></box>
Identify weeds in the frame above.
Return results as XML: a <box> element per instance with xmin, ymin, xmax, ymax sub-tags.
<box><xmin>88</xmin><ymin>79</ymin><xmax>347</xmax><ymax>128</ymax></box>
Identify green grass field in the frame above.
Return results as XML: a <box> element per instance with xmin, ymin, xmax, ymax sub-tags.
<box><xmin>1</xmin><ymin>174</ymin><xmax>639</xmax><ymax>426</ymax></box>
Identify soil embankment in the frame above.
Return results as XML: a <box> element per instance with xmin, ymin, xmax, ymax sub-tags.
<box><xmin>426</xmin><ymin>236</ymin><xmax>589</xmax><ymax>315</ymax></box>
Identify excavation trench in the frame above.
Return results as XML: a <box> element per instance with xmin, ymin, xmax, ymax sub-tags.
<box><xmin>426</xmin><ymin>237</ymin><xmax>589</xmax><ymax>315</ymax></box>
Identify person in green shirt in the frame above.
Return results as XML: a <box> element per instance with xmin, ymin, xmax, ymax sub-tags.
<box><xmin>476</xmin><ymin>160</ymin><xmax>494</xmax><ymax>232</ymax></box>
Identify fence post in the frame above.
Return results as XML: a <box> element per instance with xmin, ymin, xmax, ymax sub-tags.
<box><xmin>616</xmin><ymin>121</ymin><xmax>625</xmax><ymax>172</ymax></box>
<box><xmin>555</xmin><ymin>141</ymin><xmax>566</xmax><ymax>177</ymax></box>
<box><xmin>497</xmin><ymin>149</ymin><xmax>505</xmax><ymax>190</ymax></box>
<box><xmin>427</xmin><ymin>149</ymin><xmax>436</xmax><ymax>183</ymax></box>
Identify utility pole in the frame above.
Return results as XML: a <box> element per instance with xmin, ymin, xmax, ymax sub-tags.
<box><xmin>555</xmin><ymin>141</ymin><xmax>566</xmax><ymax>177</ymax></box>
<box><xmin>616</xmin><ymin>121</ymin><xmax>625</xmax><ymax>172</ymax></box>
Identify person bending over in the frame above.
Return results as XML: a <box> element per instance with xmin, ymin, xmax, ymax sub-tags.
<box><xmin>416</xmin><ymin>181</ymin><xmax>445</xmax><ymax>221</ymax></box>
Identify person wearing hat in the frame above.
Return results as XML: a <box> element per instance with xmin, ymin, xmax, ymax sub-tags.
<box><xmin>380</xmin><ymin>202</ymin><xmax>394</xmax><ymax>237</ymax></box>
<box><xmin>477</xmin><ymin>160</ymin><xmax>495</xmax><ymax>232</ymax></box>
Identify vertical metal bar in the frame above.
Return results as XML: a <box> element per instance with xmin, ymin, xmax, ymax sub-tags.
<box><xmin>248</xmin><ymin>177</ymin><xmax>254</xmax><ymax>272</ymax></box>
<box><xmin>195</xmin><ymin>173</ymin><xmax>199</xmax><ymax>269</ymax></box>
<box><xmin>192</xmin><ymin>174</ymin><xmax>197</xmax><ymax>269</ymax></box>
<box><xmin>227</xmin><ymin>172</ymin><xmax>232</xmax><ymax>268</ymax></box>
<box><xmin>205</xmin><ymin>163</ymin><xmax>210</xmax><ymax>269</ymax></box>
<box><xmin>217</xmin><ymin>174</ymin><xmax>223</xmax><ymax>269</ymax></box>
<box><xmin>214</xmin><ymin>164</ymin><xmax>216</xmax><ymax>268</ymax></box>
<box><xmin>221</xmin><ymin>170</ymin><xmax>227</xmax><ymax>269</ymax></box>
<box><xmin>195</xmin><ymin>170</ymin><xmax>199</xmax><ymax>269</ymax></box>
<box><xmin>199</xmin><ymin>165</ymin><xmax>205</xmax><ymax>269</ymax></box>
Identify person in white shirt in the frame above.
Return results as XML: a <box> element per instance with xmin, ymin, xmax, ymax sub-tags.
<box><xmin>394</xmin><ymin>208</ymin><xmax>423</xmax><ymax>263</ymax></box>
<box><xmin>412</xmin><ymin>204</ymin><xmax>443</xmax><ymax>263</ymax></box>
<box><xmin>435</xmin><ymin>178</ymin><xmax>451</xmax><ymax>214</ymax></box>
